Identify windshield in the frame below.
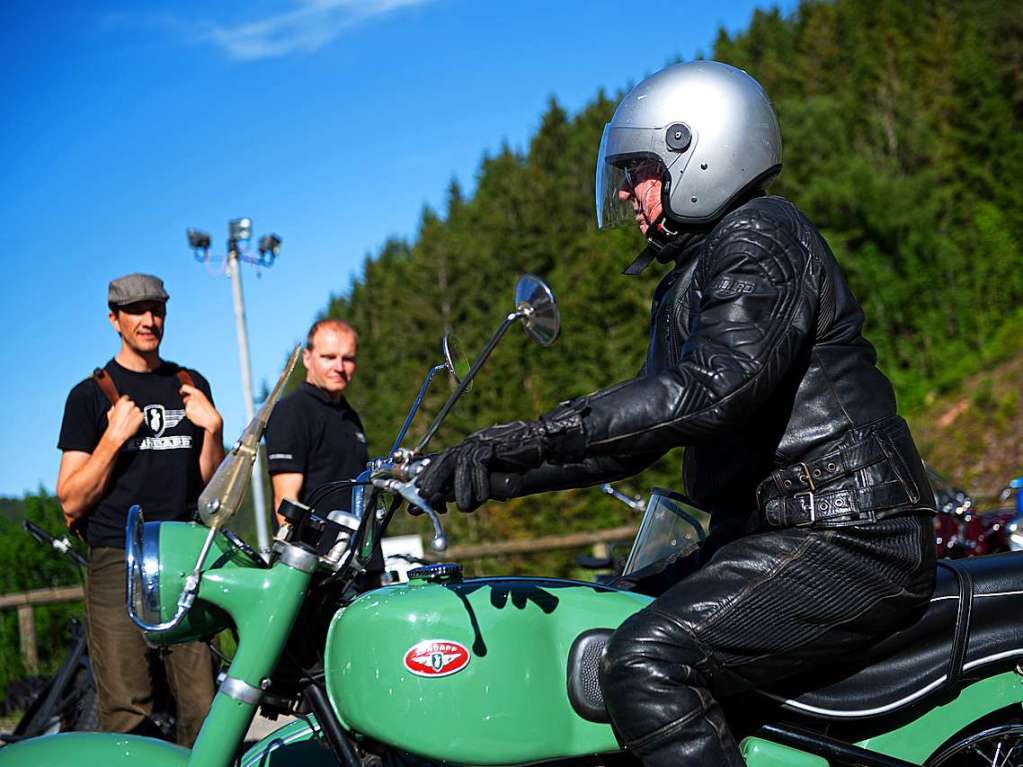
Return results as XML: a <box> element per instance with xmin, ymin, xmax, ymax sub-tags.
<box><xmin>623</xmin><ymin>488</ymin><xmax>707</xmax><ymax>576</ymax></box>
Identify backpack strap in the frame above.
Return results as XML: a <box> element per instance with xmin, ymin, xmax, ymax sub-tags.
<box><xmin>92</xmin><ymin>368</ymin><xmax>120</xmax><ymax>406</ymax></box>
<box><xmin>94</xmin><ymin>367</ymin><xmax>194</xmax><ymax>405</ymax></box>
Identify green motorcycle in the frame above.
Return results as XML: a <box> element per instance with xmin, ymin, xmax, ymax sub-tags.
<box><xmin>5</xmin><ymin>275</ymin><xmax>1023</xmax><ymax>767</ymax></box>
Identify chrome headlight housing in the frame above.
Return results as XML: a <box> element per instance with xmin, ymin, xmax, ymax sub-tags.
<box><xmin>126</xmin><ymin>506</ymin><xmax>164</xmax><ymax>626</ymax></box>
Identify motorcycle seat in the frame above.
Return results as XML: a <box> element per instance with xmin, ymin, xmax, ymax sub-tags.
<box><xmin>761</xmin><ymin>550</ymin><xmax>1023</xmax><ymax>720</ymax></box>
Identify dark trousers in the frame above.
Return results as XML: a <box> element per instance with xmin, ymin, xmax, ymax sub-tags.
<box><xmin>84</xmin><ymin>547</ymin><xmax>216</xmax><ymax>747</ymax></box>
<box><xmin>599</xmin><ymin>513</ymin><xmax>935</xmax><ymax>766</ymax></box>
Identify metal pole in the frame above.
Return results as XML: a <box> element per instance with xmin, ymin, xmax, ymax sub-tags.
<box><xmin>226</xmin><ymin>244</ymin><xmax>271</xmax><ymax>554</ymax></box>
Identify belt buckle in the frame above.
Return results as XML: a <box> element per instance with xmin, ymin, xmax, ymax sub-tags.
<box><xmin>793</xmin><ymin>491</ymin><xmax>816</xmax><ymax>526</ymax></box>
<box><xmin>797</xmin><ymin>462</ymin><xmax>816</xmax><ymax>491</ymax></box>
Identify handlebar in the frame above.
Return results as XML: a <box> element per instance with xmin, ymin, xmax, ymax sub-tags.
<box><xmin>490</xmin><ymin>473</ymin><xmax>522</xmax><ymax>500</ymax></box>
<box><xmin>359</xmin><ymin>462</ymin><xmax>522</xmax><ymax>553</ymax></box>
<box><xmin>22</xmin><ymin>520</ymin><xmax>87</xmax><ymax>569</ymax></box>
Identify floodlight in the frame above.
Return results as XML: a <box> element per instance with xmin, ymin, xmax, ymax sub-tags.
<box><xmin>229</xmin><ymin>217</ymin><xmax>253</xmax><ymax>242</ymax></box>
<box><xmin>258</xmin><ymin>234</ymin><xmax>282</xmax><ymax>260</ymax></box>
<box><xmin>187</xmin><ymin>228</ymin><xmax>211</xmax><ymax>250</ymax></box>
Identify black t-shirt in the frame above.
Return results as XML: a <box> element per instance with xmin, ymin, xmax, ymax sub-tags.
<box><xmin>58</xmin><ymin>359</ymin><xmax>213</xmax><ymax>549</ymax></box>
<box><xmin>265</xmin><ymin>382</ymin><xmax>368</xmax><ymax>511</ymax></box>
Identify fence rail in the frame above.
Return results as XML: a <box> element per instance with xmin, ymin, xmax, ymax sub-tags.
<box><xmin>425</xmin><ymin>524</ymin><xmax>638</xmax><ymax>560</ymax></box>
<box><xmin>0</xmin><ymin>586</ymin><xmax>84</xmax><ymax>675</ymax></box>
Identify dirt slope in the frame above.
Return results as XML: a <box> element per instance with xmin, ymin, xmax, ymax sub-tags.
<box><xmin>910</xmin><ymin>355</ymin><xmax>1023</xmax><ymax>505</ymax></box>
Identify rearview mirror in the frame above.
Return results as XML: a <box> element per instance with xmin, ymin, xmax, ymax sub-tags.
<box><xmin>515</xmin><ymin>274</ymin><xmax>560</xmax><ymax>347</ymax></box>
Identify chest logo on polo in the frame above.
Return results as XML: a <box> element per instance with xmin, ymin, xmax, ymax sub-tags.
<box><xmin>143</xmin><ymin>405</ymin><xmax>185</xmax><ymax>438</ymax></box>
<box><xmin>123</xmin><ymin>405</ymin><xmax>191</xmax><ymax>452</ymax></box>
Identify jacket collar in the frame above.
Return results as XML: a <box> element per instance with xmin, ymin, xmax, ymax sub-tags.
<box><xmin>623</xmin><ymin>228</ymin><xmax>707</xmax><ymax>276</ymax></box>
<box><xmin>623</xmin><ymin>190</ymin><xmax>767</xmax><ymax>276</ymax></box>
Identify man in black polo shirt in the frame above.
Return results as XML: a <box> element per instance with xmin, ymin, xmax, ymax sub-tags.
<box><xmin>266</xmin><ymin>319</ymin><xmax>368</xmax><ymax>520</ymax></box>
<box><xmin>56</xmin><ymin>273</ymin><xmax>223</xmax><ymax>745</ymax></box>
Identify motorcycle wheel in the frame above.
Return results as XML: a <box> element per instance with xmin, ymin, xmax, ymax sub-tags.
<box><xmin>927</xmin><ymin>724</ymin><xmax>1023</xmax><ymax>766</ymax></box>
<box><xmin>59</xmin><ymin>668</ymin><xmax>98</xmax><ymax>732</ymax></box>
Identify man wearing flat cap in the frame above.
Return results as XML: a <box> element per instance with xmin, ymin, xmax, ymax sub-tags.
<box><xmin>56</xmin><ymin>273</ymin><xmax>224</xmax><ymax>745</ymax></box>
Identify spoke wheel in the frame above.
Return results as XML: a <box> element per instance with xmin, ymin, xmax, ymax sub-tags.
<box><xmin>928</xmin><ymin>725</ymin><xmax>1023</xmax><ymax>767</ymax></box>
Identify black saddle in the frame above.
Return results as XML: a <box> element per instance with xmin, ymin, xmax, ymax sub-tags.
<box><xmin>763</xmin><ymin>551</ymin><xmax>1023</xmax><ymax>720</ymax></box>
<box><xmin>566</xmin><ymin>552</ymin><xmax>1023</xmax><ymax>724</ymax></box>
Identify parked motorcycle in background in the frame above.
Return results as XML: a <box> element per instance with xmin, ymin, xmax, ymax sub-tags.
<box><xmin>1002</xmin><ymin>475</ymin><xmax>1023</xmax><ymax>551</ymax></box>
<box><xmin>929</xmin><ymin>467</ymin><xmax>1016</xmax><ymax>558</ymax></box>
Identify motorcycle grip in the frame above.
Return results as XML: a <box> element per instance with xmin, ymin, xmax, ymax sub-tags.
<box><xmin>490</xmin><ymin>472</ymin><xmax>523</xmax><ymax>500</ymax></box>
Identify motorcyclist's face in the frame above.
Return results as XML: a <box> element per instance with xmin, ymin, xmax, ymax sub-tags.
<box><xmin>618</xmin><ymin>162</ymin><xmax>663</xmax><ymax>236</ymax></box>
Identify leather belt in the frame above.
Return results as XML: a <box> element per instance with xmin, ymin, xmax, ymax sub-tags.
<box><xmin>757</xmin><ymin>433</ymin><xmax>914</xmax><ymax>528</ymax></box>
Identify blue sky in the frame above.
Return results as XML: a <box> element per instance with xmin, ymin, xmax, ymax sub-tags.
<box><xmin>0</xmin><ymin>0</ymin><xmax>795</xmax><ymax>497</ymax></box>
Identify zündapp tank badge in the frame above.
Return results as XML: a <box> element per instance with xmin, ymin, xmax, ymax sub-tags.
<box><xmin>403</xmin><ymin>640</ymin><xmax>470</xmax><ymax>678</ymax></box>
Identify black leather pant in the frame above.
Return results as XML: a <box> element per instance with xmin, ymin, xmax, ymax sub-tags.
<box><xmin>599</xmin><ymin>513</ymin><xmax>935</xmax><ymax>766</ymax></box>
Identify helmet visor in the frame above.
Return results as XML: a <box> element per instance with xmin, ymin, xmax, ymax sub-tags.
<box><xmin>595</xmin><ymin>123</ymin><xmax>672</xmax><ymax>230</ymax></box>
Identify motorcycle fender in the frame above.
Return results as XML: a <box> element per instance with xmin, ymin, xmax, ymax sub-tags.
<box><xmin>238</xmin><ymin>717</ymin><xmax>337</xmax><ymax>767</ymax></box>
<box><xmin>0</xmin><ymin>732</ymin><xmax>188</xmax><ymax>766</ymax></box>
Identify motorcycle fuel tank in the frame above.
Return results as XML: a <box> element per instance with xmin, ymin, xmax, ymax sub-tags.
<box><xmin>324</xmin><ymin>575</ymin><xmax>652</xmax><ymax>765</ymax></box>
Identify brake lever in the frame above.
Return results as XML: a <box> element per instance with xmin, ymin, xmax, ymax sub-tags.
<box><xmin>374</xmin><ymin>476</ymin><xmax>448</xmax><ymax>552</ymax></box>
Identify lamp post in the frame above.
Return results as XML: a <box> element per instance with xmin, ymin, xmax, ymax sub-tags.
<box><xmin>187</xmin><ymin>220</ymin><xmax>282</xmax><ymax>554</ymax></box>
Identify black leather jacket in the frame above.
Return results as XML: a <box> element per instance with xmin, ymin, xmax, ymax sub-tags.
<box><xmin>518</xmin><ymin>195</ymin><xmax>932</xmax><ymax>532</ymax></box>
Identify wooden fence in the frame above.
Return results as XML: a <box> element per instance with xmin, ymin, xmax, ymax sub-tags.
<box><xmin>0</xmin><ymin>525</ymin><xmax>638</xmax><ymax>676</ymax></box>
<box><xmin>0</xmin><ymin>585</ymin><xmax>84</xmax><ymax>675</ymax></box>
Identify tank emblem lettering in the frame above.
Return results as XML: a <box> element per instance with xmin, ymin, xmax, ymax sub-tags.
<box><xmin>403</xmin><ymin>640</ymin><xmax>470</xmax><ymax>678</ymax></box>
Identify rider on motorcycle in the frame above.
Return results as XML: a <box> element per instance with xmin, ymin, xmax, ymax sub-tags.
<box><xmin>417</xmin><ymin>60</ymin><xmax>936</xmax><ymax>767</ymax></box>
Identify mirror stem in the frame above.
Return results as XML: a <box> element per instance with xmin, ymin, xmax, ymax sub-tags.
<box><xmin>414</xmin><ymin>312</ymin><xmax>521</xmax><ymax>455</ymax></box>
<box><xmin>390</xmin><ymin>364</ymin><xmax>445</xmax><ymax>455</ymax></box>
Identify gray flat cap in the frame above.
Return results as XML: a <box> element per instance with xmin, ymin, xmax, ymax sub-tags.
<box><xmin>108</xmin><ymin>273</ymin><xmax>170</xmax><ymax>307</ymax></box>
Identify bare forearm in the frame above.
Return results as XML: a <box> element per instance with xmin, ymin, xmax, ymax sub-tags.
<box><xmin>199</xmin><ymin>428</ymin><xmax>225</xmax><ymax>484</ymax></box>
<box><xmin>272</xmin><ymin>473</ymin><xmax>304</xmax><ymax>526</ymax></box>
<box><xmin>57</xmin><ymin>439</ymin><xmax>121</xmax><ymax>520</ymax></box>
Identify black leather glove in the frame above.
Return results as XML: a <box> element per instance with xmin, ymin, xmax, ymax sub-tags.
<box><xmin>417</xmin><ymin>401</ymin><xmax>588</xmax><ymax>513</ymax></box>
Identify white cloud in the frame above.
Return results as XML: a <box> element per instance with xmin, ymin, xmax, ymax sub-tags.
<box><xmin>202</xmin><ymin>0</ymin><xmax>433</xmax><ymax>61</ymax></box>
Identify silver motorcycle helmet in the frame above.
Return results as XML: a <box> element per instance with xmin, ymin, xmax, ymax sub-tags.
<box><xmin>596</xmin><ymin>60</ymin><xmax>782</xmax><ymax>230</ymax></box>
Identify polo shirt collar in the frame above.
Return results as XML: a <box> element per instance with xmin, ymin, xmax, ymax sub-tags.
<box><xmin>299</xmin><ymin>381</ymin><xmax>350</xmax><ymax>408</ymax></box>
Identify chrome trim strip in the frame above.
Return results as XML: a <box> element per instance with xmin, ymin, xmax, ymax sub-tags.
<box><xmin>220</xmin><ymin>676</ymin><xmax>263</xmax><ymax>706</ymax></box>
<box><xmin>931</xmin><ymin>589</ymin><xmax>1023</xmax><ymax>602</ymax></box>
<box><xmin>767</xmin><ymin>648</ymin><xmax>1023</xmax><ymax>718</ymax></box>
<box><xmin>140</xmin><ymin>519</ymin><xmax>162</xmax><ymax>622</ymax></box>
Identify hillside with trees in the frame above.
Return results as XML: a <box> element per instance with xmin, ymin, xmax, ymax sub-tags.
<box><xmin>304</xmin><ymin>0</ymin><xmax>1023</xmax><ymax>572</ymax></box>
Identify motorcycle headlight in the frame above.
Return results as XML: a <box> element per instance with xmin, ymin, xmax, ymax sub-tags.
<box><xmin>126</xmin><ymin>506</ymin><xmax>164</xmax><ymax>626</ymax></box>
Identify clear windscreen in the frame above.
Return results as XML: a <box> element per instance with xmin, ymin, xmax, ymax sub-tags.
<box><xmin>622</xmin><ymin>488</ymin><xmax>707</xmax><ymax>576</ymax></box>
<box><xmin>594</xmin><ymin>123</ymin><xmax>673</xmax><ymax>230</ymax></box>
